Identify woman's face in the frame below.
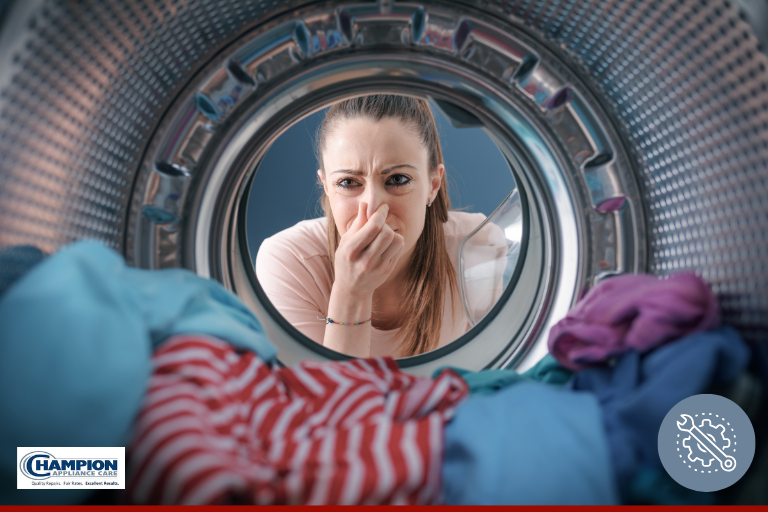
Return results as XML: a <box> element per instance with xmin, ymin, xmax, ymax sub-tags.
<box><xmin>318</xmin><ymin>117</ymin><xmax>444</xmax><ymax>264</ymax></box>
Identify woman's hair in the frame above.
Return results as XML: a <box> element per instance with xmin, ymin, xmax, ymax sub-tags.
<box><xmin>315</xmin><ymin>94</ymin><xmax>458</xmax><ymax>357</ymax></box>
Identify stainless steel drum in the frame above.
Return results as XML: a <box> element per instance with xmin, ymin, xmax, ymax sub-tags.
<box><xmin>0</xmin><ymin>0</ymin><xmax>767</xmax><ymax>373</ymax></box>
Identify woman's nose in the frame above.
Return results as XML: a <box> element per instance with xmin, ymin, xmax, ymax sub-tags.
<box><xmin>363</xmin><ymin>184</ymin><xmax>386</xmax><ymax>220</ymax></box>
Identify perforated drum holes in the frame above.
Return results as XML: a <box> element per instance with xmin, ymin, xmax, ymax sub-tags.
<box><xmin>0</xmin><ymin>0</ymin><xmax>766</xmax><ymax>369</ymax></box>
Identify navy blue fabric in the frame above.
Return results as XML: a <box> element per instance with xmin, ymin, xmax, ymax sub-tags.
<box><xmin>0</xmin><ymin>241</ymin><xmax>275</xmax><ymax>504</ymax></box>
<box><xmin>626</xmin><ymin>466</ymin><xmax>715</xmax><ymax>505</ymax></box>
<box><xmin>754</xmin><ymin>342</ymin><xmax>768</xmax><ymax>401</ymax></box>
<box><xmin>566</xmin><ymin>326</ymin><xmax>750</xmax><ymax>499</ymax></box>
<box><xmin>0</xmin><ymin>245</ymin><xmax>46</xmax><ymax>299</ymax></box>
<box><xmin>442</xmin><ymin>381</ymin><xmax>619</xmax><ymax>505</ymax></box>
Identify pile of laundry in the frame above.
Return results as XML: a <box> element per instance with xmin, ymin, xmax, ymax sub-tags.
<box><xmin>0</xmin><ymin>241</ymin><xmax>763</xmax><ymax>505</ymax></box>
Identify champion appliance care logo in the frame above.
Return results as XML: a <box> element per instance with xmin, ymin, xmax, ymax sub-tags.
<box><xmin>17</xmin><ymin>447</ymin><xmax>125</xmax><ymax>489</ymax></box>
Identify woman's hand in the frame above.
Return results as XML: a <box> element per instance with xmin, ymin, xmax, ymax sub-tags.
<box><xmin>322</xmin><ymin>201</ymin><xmax>405</xmax><ymax>358</ymax></box>
<box><xmin>333</xmin><ymin>201</ymin><xmax>405</xmax><ymax>299</ymax></box>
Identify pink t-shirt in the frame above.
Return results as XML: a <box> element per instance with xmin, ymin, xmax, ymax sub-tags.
<box><xmin>255</xmin><ymin>211</ymin><xmax>489</xmax><ymax>357</ymax></box>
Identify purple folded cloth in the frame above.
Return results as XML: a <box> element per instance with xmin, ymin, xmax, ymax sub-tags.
<box><xmin>548</xmin><ymin>273</ymin><xmax>720</xmax><ymax>370</ymax></box>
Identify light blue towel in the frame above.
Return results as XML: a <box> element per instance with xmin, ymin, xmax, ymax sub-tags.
<box><xmin>442</xmin><ymin>381</ymin><xmax>620</xmax><ymax>505</ymax></box>
<box><xmin>0</xmin><ymin>241</ymin><xmax>275</xmax><ymax>504</ymax></box>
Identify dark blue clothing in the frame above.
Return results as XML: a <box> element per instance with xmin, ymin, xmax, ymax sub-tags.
<box><xmin>567</xmin><ymin>326</ymin><xmax>750</xmax><ymax>499</ymax></box>
<box><xmin>0</xmin><ymin>245</ymin><xmax>46</xmax><ymax>299</ymax></box>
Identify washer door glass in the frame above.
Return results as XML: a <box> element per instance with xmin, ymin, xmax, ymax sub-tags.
<box><xmin>459</xmin><ymin>188</ymin><xmax>524</xmax><ymax>326</ymax></box>
<box><xmin>246</xmin><ymin>98</ymin><xmax>519</xmax><ymax>359</ymax></box>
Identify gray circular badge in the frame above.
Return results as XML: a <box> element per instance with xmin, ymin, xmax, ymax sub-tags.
<box><xmin>658</xmin><ymin>394</ymin><xmax>755</xmax><ymax>492</ymax></box>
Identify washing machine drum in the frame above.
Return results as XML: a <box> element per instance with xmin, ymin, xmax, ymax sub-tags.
<box><xmin>0</xmin><ymin>0</ymin><xmax>766</xmax><ymax>374</ymax></box>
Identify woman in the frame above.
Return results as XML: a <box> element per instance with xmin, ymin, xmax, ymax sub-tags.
<box><xmin>256</xmin><ymin>95</ymin><xmax>500</xmax><ymax>358</ymax></box>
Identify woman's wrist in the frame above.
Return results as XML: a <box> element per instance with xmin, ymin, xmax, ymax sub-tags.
<box><xmin>327</xmin><ymin>285</ymin><xmax>372</xmax><ymax>320</ymax></box>
<box><xmin>323</xmin><ymin>286</ymin><xmax>373</xmax><ymax>358</ymax></box>
<box><xmin>330</xmin><ymin>281</ymin><xmax>374</xmax><ymax>303</ymax></box>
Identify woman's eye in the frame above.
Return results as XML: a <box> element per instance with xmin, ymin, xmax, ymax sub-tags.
<box><xmin>387</xmin><ymin>174</ymin><xmax>411</xmax><ymax>187</ymax></box>
<box><xmin>335</xmin><ymin>178</ymin><xmax>359</xmax><ymax>189</ymax></box>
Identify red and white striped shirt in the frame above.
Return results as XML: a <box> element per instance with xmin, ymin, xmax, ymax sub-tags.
<box><xmin>127</xmin><ymin>335</ymin><xmax>468</xmax><ymax>505</ymax></box>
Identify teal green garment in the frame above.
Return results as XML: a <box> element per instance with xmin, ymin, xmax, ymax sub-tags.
<box><xmin>0</xmin><ymin>241</ymin><xmax>276</xmax><ymax>505</ymax></box>
<box><xmin>433</xmin><ymin>353</ymin><xmax>572</xmax><ymax>394</ymax></box>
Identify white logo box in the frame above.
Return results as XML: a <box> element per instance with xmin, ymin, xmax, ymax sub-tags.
<box><xmin>17</xmin><ymin>447</ymin><xmax>125</xmax><ymax>490</ymax></box>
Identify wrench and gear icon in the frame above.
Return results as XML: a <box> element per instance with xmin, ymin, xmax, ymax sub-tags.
<box><xmin>677</xmin><ymin>414</ymin><xmax>737</xmax><ymax>472</ymax></box>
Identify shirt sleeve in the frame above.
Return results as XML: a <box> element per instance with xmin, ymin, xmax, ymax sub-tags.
<box><xmin>255</xmin><ymin>236</ymin><xmax>329</xmax><ymax>345</ymax></box>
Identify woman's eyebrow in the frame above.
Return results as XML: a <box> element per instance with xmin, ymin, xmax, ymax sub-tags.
<box><xmin>381</xmin><ymin>164</ymin><xmax>417</xmax><ymax>174</ymax></box>
<box><xmin>330</xmin><ymin>164</ymin><xmax>417</xmax><ymax>176</ymax></box>
<box><xmin>330</xmin><ymin>169</ymin><xmax>363</xmax><ymax>175</ymax></box>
